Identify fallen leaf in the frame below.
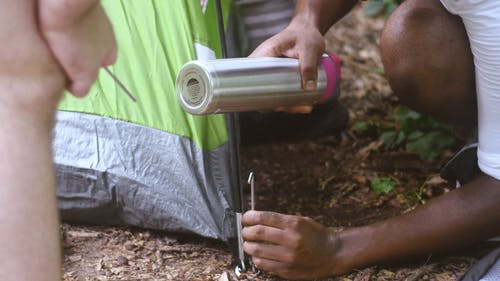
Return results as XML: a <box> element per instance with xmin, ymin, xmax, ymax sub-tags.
<box><xmin>218</xmin><ymin>271</ymin><xmax>230</xmax><ymax>281</ymax></box>
<box><xmin>426</xmin><ymin>174</ymin><xmax>447</xmax><ymax>186</ymax></box>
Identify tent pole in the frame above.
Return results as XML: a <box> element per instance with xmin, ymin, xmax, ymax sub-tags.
<box><xmin>214</xmin><ymin>0</ymin><xmax>246</xmax><ymax>272</ymax></box>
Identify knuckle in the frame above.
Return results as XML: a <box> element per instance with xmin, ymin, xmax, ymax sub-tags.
<box><xmin>244</xmin><ymin>225</ymin><xmax>265</xmax><ymax>240</ymax></box>
<box><xmin>246</xmin><ymin>242</ymin><xmax>263</xmax><ymax>257</ymax></box>
<box><xmin>268</xmin><ymin>212</ymin><xmax>281</xmax><ymax>224</ymax></box>
<box><xmin>253</xmin><ymin>246</ymin><xmax>264</xmax><ymax>257</ymax></box>
<box><xmin>302</xmin><ymin>216</ymin><xmax>314</xmax><ymax>223</ymax></box>
<box><xmin>254</xmin><ymin>225</ymin><xmax>265</xmax><ymax>237</ymax></box>
<box><xmin>288</xmin><ymin>235</ymin><xmax>302</xmax><ymax>251</ymax></box>
<box><xmin>252</xmin><ymin>257</ymin><xmax>264</xmax><ymax>269</ymax></box>
<box><xmin>255</xmin><ymin>212</ymin><xmax>266</xmax><ymax>222</ymax></box>
<box><xmin>303</xmin><ymin>37</ymin><xmax>324</xmax><ymax>51</ymax></box>
<box><xmin>285</xmin><ymin>251</ymin><xmax>300</xmax><ymax>264</ymax></box>
<box><xmin>287</xmin><ymin>216</ymin><xmax>302</xmax><ymax>230</ymax></box>
<box><xmin>242</xmin><ymin>241</ymin><xmax>253</xmax><ymax>254</ymax></box>
<box><xmin>241</xmin><ymin>227</ymin><xmax>251</xmax><ymax>239</ymax></box>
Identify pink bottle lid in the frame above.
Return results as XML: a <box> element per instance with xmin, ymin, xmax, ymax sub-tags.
<box><xmin>319</xmin><ymin>54</ymin><xmax>342</xmax><ymax>103</ymax></box>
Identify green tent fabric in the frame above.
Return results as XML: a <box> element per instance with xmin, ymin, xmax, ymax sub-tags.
<box><xmin>59</xmin><ymin>0</ymin><xmax>230</xmax><ymax>150</ymax></box>
<box><xmin>54</xmin><ymin>0</ymin><xmax>237</xmax><ymax>243</ymax></box>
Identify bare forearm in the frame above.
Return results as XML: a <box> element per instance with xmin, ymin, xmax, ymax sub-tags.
<box><xmin>294</xmin><ymin>0</ymin><xmax>358</xmax><ymax>34</ymax></box>
<box><xmin>334</xmin><ymin>174</ymin><xmax>500</xmax><ymax>274</ymax></box>
<box><xmin>0</xmin><ymin>67</ymin><xmax>64</xmax><ymax>281</ymax></box>
<box><xmin>0</xmin><ymin>100</ymin><xmax>62</xmax><ymax>281</ymax></box>
<box><xmin>0</xmin><ymin>1</ymin><xmax>65</xmax><ymax>280</ymax></box>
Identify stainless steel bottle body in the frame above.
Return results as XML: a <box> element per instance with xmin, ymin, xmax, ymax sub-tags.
<box><xmin>176</xmin><ymin>55</ymin><xmax>340</xmax><ymax>115</ymax></box>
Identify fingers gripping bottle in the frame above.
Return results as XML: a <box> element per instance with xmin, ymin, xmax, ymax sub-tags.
<box><xmin>176</xmin><ymin>54</ymin><xmax>341</xmax><ymax>115</ymax></box>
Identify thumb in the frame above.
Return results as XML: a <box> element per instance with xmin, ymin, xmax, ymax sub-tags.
<box><xmin>298</xmin><ymin>42</ymin><xmax>325</xmax><ymax>92</ymax></box>
<box><xmin>299</xmin><ymin>37</ymin><xmax>325</xmax><ymax>91</ymax></box>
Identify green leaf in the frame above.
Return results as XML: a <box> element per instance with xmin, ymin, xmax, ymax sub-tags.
<box><xmin>395</xmin><ymin>131</ymin><xmax>406</xmax><ymax>146</ymax></box>
<box><xmin>407</xmin><ymin>130</ymin><xmax>424</xmax><ymax>141</ymax></box>
<box><xmin>396</xmin><ymin>106</ymin><xmax>421</xmax><ymax>122</ymax></box>
<box><xmin>379</xmin><ymin>130</ymin><xmax>397</xmax><ymax>149</ymax></box>
<box><xmin>352</xmin><ymin>121</ymin><xmax>369</xmax><ymax>133</ymax></box>
<box><xmin>371</xmin><ymin>67</ymin><xmax>385</xmax><ymax>75</ymax></box>
<box><xmin>406</xmin><ymin>131</ymin><xmax>455</xmax><ymax>160</ymax></box>
<box><xmin>384</xmin><ymin>1</ymin><xmax>399</xmax><ymax>16</ymax></box>
<box><xmin>364</xmin><ymin>0</ymin><xmax>385</xmax><ymax>17</ymax></box>
<box><xmin>371</xmin><ymin>176</ymin><xmax>396</xmax><ymax>196</ymax></box>
<box><xmin>396</xmin><ymin>106</ymin><xmax>421</xmax><ymax>133</ymax></box>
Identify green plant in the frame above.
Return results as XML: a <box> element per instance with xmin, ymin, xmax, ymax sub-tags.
<box><xmin>410</xmin><ymin>181</ymin><xmax>427</xmax><ymax>205</ymax></box>
<box><xmin>352</xmin><ymin>121</ymin><xmax>370</xmax><ymax>133</ymax></box>
<box><xmin>352</xmin><ymin>106</ymin><xmax>458</xmax><ymax>160</ymax></box>
<box><xmin>379</xmin><ymin>106</ymin><xmax>456</xmax><ymax>160</ymax></box>
<box><xmin>363</xmin><ymin>0</ymin><xmax>403</xmax><ymax>17</ymax></box>
<box><xmin>371</xmin><ymin>176</ymin><xmax>396</xmax><ymax>196</ymax></box>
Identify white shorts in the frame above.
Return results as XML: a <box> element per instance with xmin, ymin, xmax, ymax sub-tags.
<box><xmin>440</xmin><ymin>0</ymin><xmax>500</xmax><ymax>180</ymax></box>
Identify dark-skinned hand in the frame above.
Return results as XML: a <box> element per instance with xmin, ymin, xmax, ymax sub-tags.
<box><xmin>249</xmin><ymin>16</ymin><xmax>325</xmax><ymax>114</ymax></box>
<box><xmin>242</xmin><ymin>210</ymin><xmax>341</xmax><ymax>280</ymax></box>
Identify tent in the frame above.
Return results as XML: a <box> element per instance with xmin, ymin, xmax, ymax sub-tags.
<box><xmin>53</xmin><ymin>0</ymin><xmax>346</xmax><ymax>272</ymax></box>
<box><xmin>53</xmin><ymin>0</ymin><xmax>240</xmax><ymax>253</ymax></box>
<box><xmin>460</xmin><ymin>247</ymin><xmax>500</xmax><ymax>281</ymax></box>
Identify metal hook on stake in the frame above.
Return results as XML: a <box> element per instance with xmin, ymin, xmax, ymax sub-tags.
<box><xmin>104</xmin><ymin>67</ymin><xmax>137</xmax><ymax>102</ymax></box>
<box><xmin>235</xmin><ymin>171</ymin><xmax>262</xmax><ymax>278</ymax></box>
<box><xmin>248</xmin><ymin>172</ymin><xmax>255</xmax><ymax>210</ymax></box>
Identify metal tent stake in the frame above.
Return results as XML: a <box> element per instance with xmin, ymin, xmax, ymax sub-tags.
<box><xmin>103</xmin><ymin>67</ymin><xmax>137</xmax><ymax>102</ymax></box>
<box><xmin>235</xmin><ymin>172</ymin><xmax>258</xmax><ymax>277</ymax></box>
<box><xmin>213</xmin><ymin>0</ymin><xmax>247</xmax><ymax>274</ymax></box>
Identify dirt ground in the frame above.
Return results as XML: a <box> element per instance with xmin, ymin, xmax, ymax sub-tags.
<box><xmin>62</xmin><ymin>5</ymin><xmax>498</xmax><ymax>281</ymax></box>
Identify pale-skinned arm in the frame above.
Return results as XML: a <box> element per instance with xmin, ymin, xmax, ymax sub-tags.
<box><xmin>0</xmin><ymin>1</ymin><xmax>116</xmax><ymax>280</ymax></box>
<box><xmin>0</xmin><ymin>1</ymin><xmax>66</xmax><ymax>280</ymax></box>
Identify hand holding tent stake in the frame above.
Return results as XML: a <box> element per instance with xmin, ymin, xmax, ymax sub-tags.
<box><xmin>235</xmin><ymin>172</ymin><xmax>259</xmax><ymax>277</ymax></box>
<box><xmin>104</xmin><ymin>67</ymin><xmax>137</xmax><ymax>102</ymax></box>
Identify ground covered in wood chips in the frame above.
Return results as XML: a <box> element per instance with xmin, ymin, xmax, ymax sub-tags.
<box><xmin>62</xmin><ymin>5</ymin><xmax>498</xmax><ymax>281</ymax></box>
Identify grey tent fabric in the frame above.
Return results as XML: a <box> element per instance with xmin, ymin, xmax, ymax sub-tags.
<box><xmin>54</xmin><ymin>111</ymin><xmax>235</xmax><ymax>241</ymax></box>
<box><xmin>482</xmin><ymin>258</ymin><xmax>500</xmax><ymax>281</ymax></box>
<box><xmin>460</xmin><ymin>247</ymin><xmax>500</xmax><ymax>281</ymax></box>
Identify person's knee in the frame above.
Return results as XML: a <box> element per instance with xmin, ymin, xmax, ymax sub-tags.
<box><xmin>380</xmin><ymin>0</ymin><xmax>476</xmax><ymax>126</ymax></box>
<box><xmin>380</xmin><ymin>2</ymin><xmax>435</xmax><ymax>103</ymax></box>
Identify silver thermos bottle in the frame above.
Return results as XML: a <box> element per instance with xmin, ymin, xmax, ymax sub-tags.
<box><xmin>176</xmin><ymin>54</ymin><xmax>341</xmax><ymax>115</ymax></box>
